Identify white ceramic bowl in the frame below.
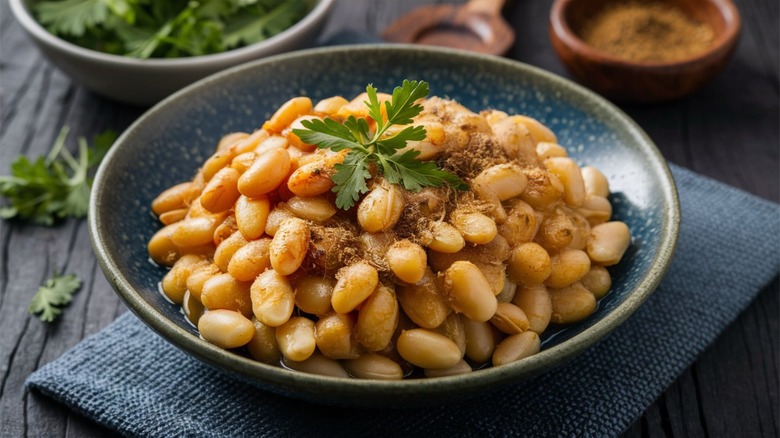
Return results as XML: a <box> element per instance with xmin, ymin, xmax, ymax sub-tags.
<box><xmin>9</xmin><ymin>0</ymin><xmax>334</xmax><ymax>106</ymax></box>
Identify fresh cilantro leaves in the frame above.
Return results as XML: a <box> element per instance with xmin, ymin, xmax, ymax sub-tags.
<box><xmin>28</xmin><ymin>273</ymin><xmax>82</xmax><ymax>322</ymax></box>
<box><xmin>0</xmin><ymin>126</ymin><xmax>117</xmax><ymax>225</ymax></box>
<box><xmin>33</xmin><ymin>0</ymin><xmax>308</xmax><ymax>59</ymax></box>
<box><xmin>293</xmin><ymin>80</ymin><xmax>468</xmax><ymax>209</ymax></box>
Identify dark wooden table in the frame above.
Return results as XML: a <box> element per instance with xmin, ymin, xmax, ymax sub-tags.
<box><xmin>1</xmin><ymin>1</ymin><xmax>777</xmax><ymax>436</ymax></box>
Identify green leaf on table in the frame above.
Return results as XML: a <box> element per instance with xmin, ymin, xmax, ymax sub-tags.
<box><xmin>0</xmin><ymin>126</ymin><xmax>117</xmax><ymax>225</ymax></box>
<box><xmin>28</xmin><ymin>273</ymin><xmax>82</xmax><ymax>322</ymax></box>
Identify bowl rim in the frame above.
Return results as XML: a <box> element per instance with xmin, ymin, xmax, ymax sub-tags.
<box><xmin>549</xmin><ymin>0</ymin><xmax>742</xmax><ymax>68</ymax></box>
<box><xmin>9</xmin><ymin>0</ymin><xmax>335</xmax><ymax>67</ymax></box>
<box><xmin>89</xmin><ymin>44</ymin><xmax>681</xmax><ymax>403</ymax></box>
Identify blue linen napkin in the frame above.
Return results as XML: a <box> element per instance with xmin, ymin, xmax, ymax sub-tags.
<box><xmin>27</xmin><ymin>164</ymin><xmax>780</xmax><ymax>437</ymax></box>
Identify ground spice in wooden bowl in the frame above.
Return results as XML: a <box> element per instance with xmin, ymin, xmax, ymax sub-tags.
<box><xmin>579</xmin><ymin>1</ymin><xmax>715</xmax><ymax>63</ymax></box>
<box><xmin>550</xmin><ymin>0</ymin><xmax>741</xmax><ymax>102</ymax></box>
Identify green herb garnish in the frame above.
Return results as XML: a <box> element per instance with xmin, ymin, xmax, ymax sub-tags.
<box><xmin>293</xmin><ymin>80</ymin><xmax>468</xmax><ymax>210</ymax></box>
<box><xmin>0</xmin><ymin>126</ymin><xmax>117</xmax><ymax>225</ymax></box>
<box><xmin>33</xmin><ymin>0</ymin><xmax>308</xmax><ymax>59</ymax></box>
<box><xmin>28</xmin><ymin>273</ymin><xmax>82</xmax><ymax>322</ymax></box>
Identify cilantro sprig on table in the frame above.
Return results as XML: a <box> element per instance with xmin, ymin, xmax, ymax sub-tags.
<box><xmin>293</xmin><ymin>80</ymin><xmax>467</xmax><ymax>210</ymax></box>
<box><xmin>0</xmin><ymin>126</ymin><xmax>117</xmax><ymax>226</ymax></box>
<box><xmin>28</xmin><ymin>273</ymin><xmax>82</xmax><ymax>322</ymax></box>
<box><xmin>33</xmin><ymin>0</ymin><xmax>308</xmax><ymax>59</ymax></box>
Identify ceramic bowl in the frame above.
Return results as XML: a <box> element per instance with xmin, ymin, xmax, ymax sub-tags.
<box><xmin>549</xmin><ymin>0</ymin><xmax>741</xmax><ymax>103</ymax></box>
<box><xmin>9</xmin><ymin>0</ymin><xmax>334</xmax><ymax>106</ymax></box>
<box><xmin>89</xmin><ymin>45</ymin><xmax>680</xmax><ymax>407</ymax></box>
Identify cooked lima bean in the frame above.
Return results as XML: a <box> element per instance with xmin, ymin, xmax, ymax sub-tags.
<box><xmin>286</xmin><ymin>115</ymin><xmax>322</xmax><ymax>151</ymax></box>
<box><xmin>490</xmin><ymin>302</ymin><xmax>531</xmax><ymax>335</ymax></box>
<box><xmin>315</xmin><ymin>313</ymin><xmax>359</xmax><ymax>359</ymax></box>
<box><xmin>198</xmin><ymin>309</ymin><xmax>254</xmax><ymax>349</ymax></box>
<box><xmin>549</xmin><ymin>282</ymin><xmax>597</xmax><ymax>324</ymax></box>
<box><xmin>237</xmin><ymin>148</ymin><xmax>291</xmax><ymax>198</ymax></box>
<box><xmin>282</xmin><ymin>353</ymin><xmax>349</xmax><ymax>378</ymax></box>
<box><xmin>227</xmin><ymin>238</ymin><xmax>271</xmax><ymax>282</ymax></box>
<box><xmin>234</xmin><ymin>195</ymin><xmax>270</xmax><ymax>240</ymax></box>
<box><xmin>185</xmin><ymin>263</ymin><xmax>220</xmax><ymax>302</ymax></box>
<box><xmin>182</xmin><ymin>290</ymin><xmax>205</xmax><ymax>326</ymax></box>
<box><xmin>396</xmin><ymin>329</ymin><xmax>462</xmax><ymax>369</ymax></box>
<box><xmin>200</xmin><ymin>167</ymin><xmax>241</xmax><ymax>213</ymax></box>
<box><xmin>250</xmin><ymin>270</ymin><xmax>295</xmax><ymax>327</ymax></box>
<box><xmin>357</xmin><ymin>184</ymin><xmax>405</xmax><ymax>233</ymax></box>
<box><xmin>264</xmin><ymin>208</ymin><xmax>294</xmax><ymax>237</ymax></box>
<box><xmin>293</xmin><ymin>276</ymin><xmax>335</xmax><ymax>315</ymax></box>
<box><xmin>536</xmin><ymin>142</ymin><xmax>568</xmax><ymax>160</ymax></box>
<box><xmin>386</xmin><ymin>240</ymin><xmax>427</xmax><ymax>284</ymax></box>
<box><xmin>285</xmin><ymin>196</ymin><xmax>337</xmax><ymax>223</ymax></box>
<box><xmin>286</xmin><ymin>151</ymin><xmax>345</xmax><ymax>197</ymax></box>
<box><xmin>262</xmin><ymin>96</ymin><xmax>312</xmax><ymax>133</ymax></box>
<box><xmin>587</xmin><ymin>221</ymin><xmax>631</xmax><ymax>266</ymax></box>
<box><xmin>512</xmin><ymin>284</ymin><xmax>553</xmax><ymax>334</ymax></box>
<box><xmin>269</xmin><ymin>218</ymin><xmax>309</xmax><ymax>275</ymax></box>
<box><xmin>426</xmin><ymin>221</ymin><xmax>467</xmax><ymax>253</ymax></box>
<box><xmin>577</xmin><ymin>195</ymin><xmax>612</xmax><ymax>226</ymax></box>
<box><xmin>450</xmin><ymin>211</ymin><xmax>498</xmax><ymax>245</ymax></box>
<box><xmin>152</xmin><ymin>182</ymin><xmax>200</xmax><ymax>216</ymax></box>
<box><xmin>581</xmin><ymin>166</ymin><xmax>610</xmax><ymax>197</ymax></box>
<box><xmin>544</xmin><ymin>157</ymin><xmax>586</xmax><ymax>208</ymax></box>
<box><xmin>498</xmin><ymin>199</ymin><xmax>539</xmax><ymax>246</ymax></box>
<box><xmin>535</xmin><ymin>208</ymin><xmax>575</xmax><ymax>251</ymax></box>
<box><xmin>331</xmin><ymin>261</ymin><xmax>379</xmax><ymax>314</ymax></box>
<box><xmin>148</xmin><ymin>224</ymin><xmax>182</xmax><ymax>266</ymax></box>
<box><xmin>313</xmin><ymin>96</ymin><xmax>349</xmax><ymax>115</ymax></box>
<box><xmin>492</xmin><ymin>331</ymin><xmax>541</xmax><ymax>366</ymax></box>
<box><xmin>276</xmin><ymin>317</ymin><xmax>316</xmax><ymax>362</ymax></box>
<box><xmin>213</xmin><ymin>231</ymin><xmax>248</xmax><ymax>272</ymax></box>
<box><xmin>434</xmin><ymin>312</ymin><xmax>467</xmax><ymax>356</ymax></box>
<box><xmin>473</xmin><ymin>163</ymin><xmax>528</xmax><ymax>201</ymax></box>
<box><xmin>581</xmin><ymin>266</ymin><xmax>612</xmax><ymax>299</ymax></box>
<box><xmin>461</xmin><ymin>317</ymin><xmax>497</xmax><ymax>364</ymax></box>
<box><xmin>246</xmin><ymin>318</ymin><xmax>282</xmax><ymax>364</ymax></box>
<box><xmin>171</xmin><ymin>215</ymin><xmax>225</xmax><ymax>248</ymax></box>
<box><xmin>356</xmin><ymin>285</ymin><xmax>399</xmax><ymax>352</ymax></box>
<box><xmin>200</xmin><ymin>273</ymin><xmax>253</xmax><ymax>317</ymax></box>
<box><xmin>544</xmin><ymin>248</ymin><xmax>591</xmax><ymax>288</ymax></box>
<box><xmin>424</xmin><ymin>359</ymin><xmax>473</xmax><ymax>377</ymax></box>
<box><xmin>396</xmin><ymin>268</ymin><xmax>452</xmax><ymax>329</ymax></box>
<box><xmin>159</xmin><ymin>208</ymin><xmax>188</xmax><ymax>225</ymax></box>
<box><xmin>442</xmin><ymin>261</ymin><xmax>498</xmax><ymax>323</ymax></box>
<box><xmin>343</xmin><ymin>353</ymin><xmax>403</xmax><ymax>380</ymax></box>
<box><xmin>161</xmin><ymin>254</ymin><xmax>209</xmax><ymax>304</ymax></box>
<box><xmin>507</xmin><ymin>242</ymin><xmax>552</xmax><ymax>286</ymax></box>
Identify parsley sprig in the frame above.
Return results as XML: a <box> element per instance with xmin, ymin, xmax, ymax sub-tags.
<box><xmin>294</xmin><ymin>80</ymin><xmax>467</xmax><ymax>209</ymax></box>
<box><xmin>28</xmin><ymin>273</ymin><xmax>82</xmax><ymax>322</ymax></box>
<box><xmin>0</xmin><ymin>127</ymin><xmax>117</xmax><ymax>225</ymax></box>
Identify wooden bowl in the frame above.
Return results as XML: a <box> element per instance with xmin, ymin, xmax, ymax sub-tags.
<box><xmin>549</xmin><ymin>0</ymin><xmax>741</xmax><ymax>103</ymax></box>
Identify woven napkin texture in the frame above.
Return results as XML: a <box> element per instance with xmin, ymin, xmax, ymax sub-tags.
<box><xmin>26</xmin><ymin>164</ymin><xmax>779</xmax><ymax>437</ymax></box>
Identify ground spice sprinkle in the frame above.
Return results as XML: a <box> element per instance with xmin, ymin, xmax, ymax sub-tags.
<box><xmin>579</xmin><ymin>1</ymin><xmax>715</xmax><ymax>63</ymax></box>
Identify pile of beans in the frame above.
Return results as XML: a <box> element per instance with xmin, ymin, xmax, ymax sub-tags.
<box><xmin>147</xmin><ymin>92</ymin><xmax>631</xmax><ymax>379</ymax></box>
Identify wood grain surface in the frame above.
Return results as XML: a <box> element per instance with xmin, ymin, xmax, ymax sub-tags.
<box><xmin>1</xmin><ymin>0</ymin><xmax>777</xmax><ymax>436</ymax></box>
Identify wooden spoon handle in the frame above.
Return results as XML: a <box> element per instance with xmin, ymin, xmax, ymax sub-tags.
<box><xmin>464</xmin><ymin>0</ymin><xmax>506</xmax><ymax>16</ymax></box>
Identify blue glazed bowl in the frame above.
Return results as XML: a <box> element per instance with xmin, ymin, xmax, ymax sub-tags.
<box><xmin>89</xmin><ymin>45</ymin><xmax>680</xmax><ymax>407</ymax></box>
